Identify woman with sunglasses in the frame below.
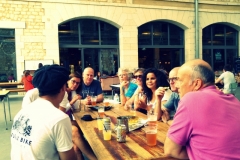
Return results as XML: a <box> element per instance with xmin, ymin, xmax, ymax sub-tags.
<box><xmin>134</xmin><ymin>68</ymin><xmax>170</xmax><ymax>120</ymax></box>
<box><xmin>60</xmin><ymin>72</ymin><xmax>97</xmax><ymax>160</ymax></box>
<box><xmin>118</xmin><ymin>68</ymin><xmax>138</xmax><ymax>106</ymax></box>
<box><xmin>124</xmin><ymin>68</ymin><xmax>145</xmax><ymax>110</ymax></box>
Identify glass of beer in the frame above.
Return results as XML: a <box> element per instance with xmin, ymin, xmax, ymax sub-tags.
<box><xmin>104</xmin><ymin>98</ymin><xmax>110</xmax><ymax>107</ymax></box>
<box><xmin>147</xmin><ymin>111</ymin><xmax>157</xmax><ymax>125</ymax></box>
<box><xmin>145</xmin><ymin>124</ymin><xmax>158</xmax><ymax>146</ymax></box>
<box><xmin>98</xmin><ymin>107</ymin><xmax>105</xmax><ymax>118</ymax></box>
<box><xmin>103</xmin><ymin>130</ymin><xmax>112</xmax><ymax>140</ymax></box>
<box><xmin>97</xmin><ymin>118</ymin><xmax>103</xmax><ymax>131</ymax></box>
<box><xmin>91</xmin><ymin>96</ymin><xmax>97</xmax><ymax>106</ymax></box>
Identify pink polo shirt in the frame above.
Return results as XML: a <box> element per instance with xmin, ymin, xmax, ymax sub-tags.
<box><xmin>168</xmin><ymin>86</ymin><xmax>240</xmax><ymax>160</ymax></box>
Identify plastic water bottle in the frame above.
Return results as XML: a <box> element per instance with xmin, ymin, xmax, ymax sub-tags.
<box><xmin>114</xmin><ymin>93</ymin><xmax>119</xmax><ymax>103</ymax></box>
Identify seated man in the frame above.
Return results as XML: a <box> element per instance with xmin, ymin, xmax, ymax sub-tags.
<box><xmin>80</xmin><ymin>67</ymin><xmax>103</xmax><ymax>105</ymax></box>
<box><xmin>161</xmin><ymin>67</ymin><xmax>180</xmax><ymax>124</ymax></box>
<box><xmin>22</xmin><ymin>78</ymin><xmax>97</xmax><ymax>160</ymax></box>
<box><xmin>11</xmin><ymin>65</ymin><xmax>76</xmax><ymax>160</ymax></box>
<box><xmin>215</xmin><ymin>64</ymin><xmax>236</xmax><ymax>94</ymax></box>
<box><xmin>164</xmin><ymin>59</ymin><xmax>240</xmax><ymax>159</ymax></box>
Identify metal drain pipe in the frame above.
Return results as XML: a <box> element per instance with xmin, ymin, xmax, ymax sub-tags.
<box><xmin>195</xmin><ymin>0</ymin><xmax>199</xmax><ymax>58</ymax></box>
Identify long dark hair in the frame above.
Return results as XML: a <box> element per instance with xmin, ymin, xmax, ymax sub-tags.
<box><xmin>142</xmin><ymin>68</ymin><xmax>169</xmax><ymax>100</ymax></box>
<box><xmin>67</xmin><ymin>72</ymin><xmax>82</xmax><ymax>93</ymax></box>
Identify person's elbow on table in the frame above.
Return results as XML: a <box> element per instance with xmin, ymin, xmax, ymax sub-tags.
<box><xmin>164</xmin><ymin>137</ymin><xmax>189</xmax><ymax>159</ymax></box>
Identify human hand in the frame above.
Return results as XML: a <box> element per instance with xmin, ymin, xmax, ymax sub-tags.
<box><xmin>155</xmin><ymin>87</ymin><xmax>165</xmax><ymax>100</ymax></box>
<box><xmin>120</xmin><ymin>81</ymin><xmax>129</xmax><ymax>88</ymax></box>
<box><xmin>82</xmin><ymin>96</ymin><xmax>91</xmax><ymax>105</ymax></box>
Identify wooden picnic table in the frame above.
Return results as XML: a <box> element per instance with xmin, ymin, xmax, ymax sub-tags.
<box><xmin>73</xmin><ymin>103</ymin><xmax>177</xmax><ymax>160</ymax></box>
<box><xmin>0</xmin><ymin>82</ymin><xmax>23</xmax><ymax>87</ymax></box>
<box><xmin>0</xmin><ymin>90</ymin><xmax>11</xmax><ymax>130</ymax></box>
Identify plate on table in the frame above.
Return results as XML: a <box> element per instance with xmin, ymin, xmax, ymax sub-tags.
<box><xmin>128</xmin><ymin>117</ymin><xmax>148</xmax><ymax>132</ymax></box>
<box><xmin>88</xmin><ymin>106</ymin><xmax>112</xmax><ymax>111</ymax></box>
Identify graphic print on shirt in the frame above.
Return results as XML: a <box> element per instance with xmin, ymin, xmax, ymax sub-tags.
<box><xmin>11</xmin><ymin>114</ymin><xmax>32</xmax><ymax>145</ymax></box>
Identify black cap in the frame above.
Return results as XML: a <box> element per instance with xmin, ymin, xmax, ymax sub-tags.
<box><xmin>33</xmin><ymin>64</ymin><xmax>70</xmax><ymax>94</ymax></box>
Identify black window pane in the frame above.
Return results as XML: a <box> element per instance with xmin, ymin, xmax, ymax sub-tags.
<box><xmin>226</xmin><ymin>26</ymin><xmax>237</xmax><ymax>46</ymax></box>
<box><xmin>213</xmin><ymin>49</ymin><xmax>225</xmax><ymax>70</ymax></box>
<box><xmin>81</xmin><ymin>20</ymin><xmax>99</xmax><ymax>45</ymax></box>
<box><xmin>212</xmin><ymin>24</ymin><xmax>224</xmax><ymax>46</ymax></box>
<box><xmin>100</xmin><ymin>22</ymin><xmax>118</xmax><ymax>45</ymax></box>
<box><xmin>202</xmin><ymin>26</ymin><xmax>212</xmax><ymax>45</ymax></box>
<box><xmin>226</xmin><ymin>49</ymin><xmax>237</xmax><ymax>66</ymax></box>
<box><xmin>59</xmin><ymin>21</ymin><xmax>79</xmax><ymax>44</ymax></box>
<box><xmin>0</xmin><ymin>29</ymin><xmax>16</xmax><ymax>82</ymax></box>
<box><xmin>202</xmin><ymin>49</ymin><xmax>212</xmax><ymax>68</ymax></box>
<box><xmin>153</xmin><ymin>22</ymin><xmax>168</xmax><ymax>45</ymax></box>
<box><xmin>138</xmin><ymin>23</ymin><xmax>151</xmax><ymax>45</ymax></box>
<box><xmin>169</xmin><ymin>24</ymin><xmax>183</xmax><ymax>45</ymax></box>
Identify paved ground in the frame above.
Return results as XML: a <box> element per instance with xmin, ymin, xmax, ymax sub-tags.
<box><xmin>0</xmin><ymin>89</ymin><xmax>239</xmax><ymax>160</ymax></box>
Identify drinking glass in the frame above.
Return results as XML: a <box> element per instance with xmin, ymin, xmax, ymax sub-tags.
<box><xmin>103</xmin><ymin>98</ymin><xmax>110</xmax><ymax>107</ymax></box>
<box><xmin>98</xmin><ymin>107</ymin><xmax>105</xmax><ymax>118</ymax></box>
<box><xmin>102</xmin><ymin>117</ymin><xmax>112</xmax><ymax>140</ymax></box>
<box><xmin>97</xmin><ymin>118</ymin><xmax>103</xmax><ymax>131</ymax></box>
<box><xmin>147</xmin><ymin>111</ymin><xmax>157</xmax><ymax>125</ymax></box>
<box><xmin>103</xmin><ymin>130</ymin><xmax>112</xmax><ymax>140</ymax></box>
<box><xmin>73</xmin><ymin>100</ymin><xmax>80</xmax><ymax>111</ymax></box>
<box><xmin>91</xmin><ymin>96</ymin><xmax>97</xmax><ymax>106</ymax></box>
<box><xmin>145</xmin><ymin>124</ymin><xmax>158</xmax><ymax>146</ymax></box>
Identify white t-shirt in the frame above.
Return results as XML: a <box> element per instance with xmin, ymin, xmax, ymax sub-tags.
<box><xmin>22</xmin><ymin>88</ymin><xmax>39</xmax><ymax>108</ymax></box>
<box><xmin>22</xmin><ymin>88</ymin><xmax>70</xmax><ymax>111</ymax></box>
<box><xmin>11</xmin><ymin>98</ymin><xmax>73</xmax><ymax>160</ymax></box>
<box><xmin>219</xmin><ymin>71</ymin><xmax>236</xmax><ymax>93</ymax></box>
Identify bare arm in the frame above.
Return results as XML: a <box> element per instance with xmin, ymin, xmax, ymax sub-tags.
<box><xmin>59</xmin><ymin>148</ymin><xmax>77</xmax><ymax>160</ymax></box>
<box><xmin>161</xmin><ymin>106</ymin><xmax>170</xmax><ymax>123</ymax></box>
<box><xmin>164</xmin><ymin>137</ymin><xmax>189</xmax><ymax>159</ymax></box>
<box><xmin>120</xmin><ymin>88</ymin><xmax>127</xmax><ymax>106</ymax></box>
<box><xmin>215</xmin><ymin>77</ymin><xmax>222</xmax><ymax>84</ymax></box>
<box><xmin>96</xmin><ymin>93</ymin><xmax>104</xmax><ymax>103</ymax></box>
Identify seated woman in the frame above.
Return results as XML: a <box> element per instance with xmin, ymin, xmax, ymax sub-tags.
<box><xmin>134</xmin><ymin>68</ymin><xmax>170</xmax><ymax>120</ymax></box>
<box><xmin>61</xmin><ymin>72</ymin><xmax>97</xmax><ymax>160</ymax></box>
<box><xmin>124</xmin><ymin>68</ymin><xmax>145</xmax><ymax>110</ymax></box>
<box><xmin>118</xmin><ymin>68</ymin><xmax>138</xmax><ymax>106</ymax></box>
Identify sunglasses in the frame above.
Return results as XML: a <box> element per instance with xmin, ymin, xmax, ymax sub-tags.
<box><xmin>134</xmin><ymin>75</ymin><xmax>143</xmax><ymax>79</ymax></box>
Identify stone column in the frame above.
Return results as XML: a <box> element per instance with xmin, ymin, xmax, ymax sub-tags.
<box><xmin>119</xmin><ymin>26</ymin><xmax>138</xmax><ymax>70</ymax></box>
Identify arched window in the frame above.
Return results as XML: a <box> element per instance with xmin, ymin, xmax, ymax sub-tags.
<box><xmin>202</xmin><ymin>24</ymin><xmax>238</xmax><ymax>72</ymax></box>
<box><xmin>59</xmin><ymin>19</ymin><xmax>119</xmax><ymax>75</ymax></box>
<box><xmin>138</xmin><ymin>21</ymin><xmax>184</xmax><ymax>72</ymax></box>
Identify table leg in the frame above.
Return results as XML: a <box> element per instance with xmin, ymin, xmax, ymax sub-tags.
<box><xmin>2</xmin><ymin>98</ymin><xmax>8</xmax><ymax>130</ymax></box>
<box><xmin>112</xmin><ymin>89</ymin><xmax>114</xmax><ymax>100</ymax></box>
<box><xmin>7</xmin><ymin>94</ymin><xmax>11</xmax><ymax>121</ymax></box>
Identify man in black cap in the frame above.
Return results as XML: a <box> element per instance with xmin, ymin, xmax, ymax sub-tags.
<box><xmin>11</xmin><ymin>65</ymin><xmax>76</xmax><ymax>160</ymax></box>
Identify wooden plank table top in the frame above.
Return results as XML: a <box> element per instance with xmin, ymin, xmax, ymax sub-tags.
<box><xmin>0</xmin><ymin>82</ymin><xmax>23</xmax><ymax>87</ymax></box>
<box><xmin>73</xmin><ymin>103</ymin><xmax>177</xmax><ymax>160</ymax></box>
<box><xmin>0</xmin><ymin>90</ymin><xmax>10</xmax><ymax>96</ymax></box>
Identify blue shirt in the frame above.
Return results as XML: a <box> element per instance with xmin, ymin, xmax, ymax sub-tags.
<box><xmin>80</xmin><ymin>80</ymin><xmax>103</xmax><ymax>99</ymax></box>
<box><xmin>123</xmin><ymin>82</ymin><xmax>138</xmax><ymax>98</ymax></box>
<box><xmin>164</xmin><ymin>92</ymin><xmax>180</xmax><ymax>118</ymax></box>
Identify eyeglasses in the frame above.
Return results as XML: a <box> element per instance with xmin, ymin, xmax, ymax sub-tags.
<box><xmin>134</xmin><ymin>75</ymin><xmax>143</xmax><ymax>79</ymax></box>
<box><xmin>71</xmin><ymin>80</ymin><xmax>80</xmax><ymax>85</ymax></box>
<box><xmin>118</xmin><ymin>74</ymin><xmax>127</xmax><ymax>77</ymax></box>
<box><xmin>168</xmin><ymin>77</ymin><xmax>178</xmax><ymax>83</ymax></box>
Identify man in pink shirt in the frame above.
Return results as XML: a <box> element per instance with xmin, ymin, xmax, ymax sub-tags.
<box><xmin>164</xmin><ymin>59</ymin><xmax>240</xmax><ymax>159</ymax></box>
